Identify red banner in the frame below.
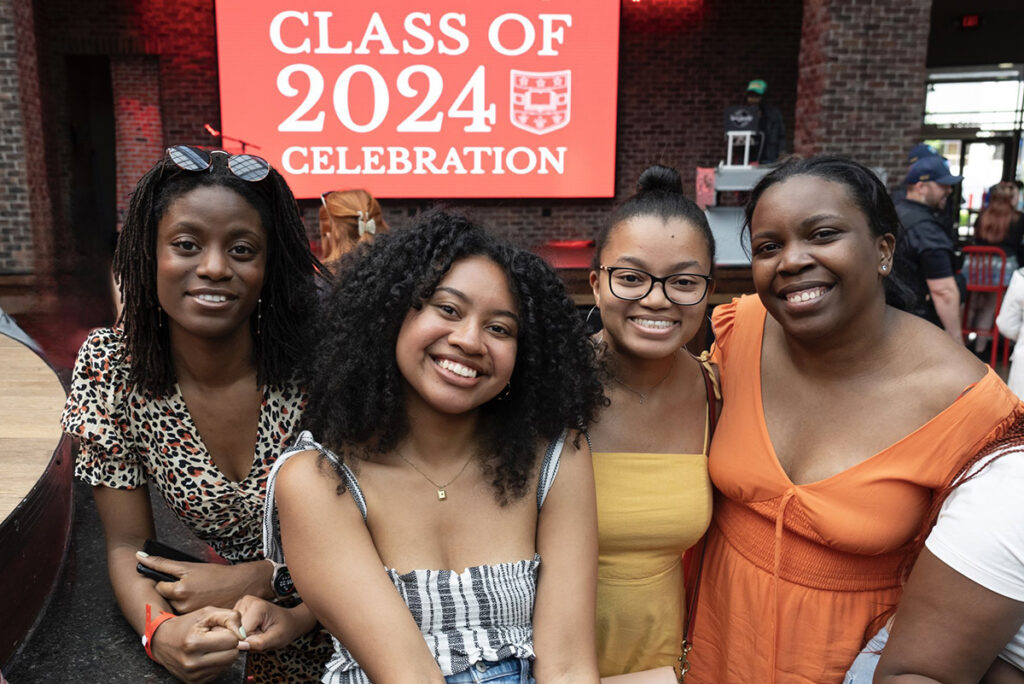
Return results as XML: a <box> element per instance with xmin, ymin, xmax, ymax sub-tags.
<box><xmin>215</xmin><ymin>1</ymin><xmax>620</xmax><ymax>199</ymax></box>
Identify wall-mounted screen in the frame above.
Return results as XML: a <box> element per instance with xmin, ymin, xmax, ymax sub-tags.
<box><xmin>215</xmin><ymin>1</ymin><xmax>620</xmax><ymax>198</ymax></box>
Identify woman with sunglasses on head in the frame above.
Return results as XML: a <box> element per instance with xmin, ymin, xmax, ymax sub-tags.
<box><xmin>233</xmin><ymin>211</ymin><xmax>604</xmax><ymax>683</ymax></box>
<box><xmin>684</xmin><ymin>156</ymin><xmax>1023</xmax><ymax>683</ymax></box>
<box><xmin>60</xmin><ymin>146</ymin><xmax>331</xmax><ymax>681</ymax></box>
<box><xmin>318</xmin><ymin>188</ymin><xmax>388</xmax><ymax>271</ymax></box>
<box><xmin>587</xmin><ymin>165</ymin><xmax>717</xmax><ymax>680</ymax></box>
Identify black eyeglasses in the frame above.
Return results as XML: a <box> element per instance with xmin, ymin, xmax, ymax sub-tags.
<box><xmin>166</xmin><ymin>145</ymin><xmax>271</xmax><ymax>182</ymax></box>
<box><xmin>600</xmin><ymin>266</ymin><xmax>712</xmax><ymax>306</ymax></box>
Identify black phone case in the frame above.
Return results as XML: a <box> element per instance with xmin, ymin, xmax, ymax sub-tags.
<box><xmin>142</xmin><ymin>539</ymin><xmax>203</xmax><ymax>564</ymax></box>
<box><xmin>135</xmin><ymin>563</ymin><xmax>180</xmax><ymax>583</ymax></box>
<box><xmin>135</xmin><ymin>539</ymin><xmax>206</xmax><ymax>582</ymax></box>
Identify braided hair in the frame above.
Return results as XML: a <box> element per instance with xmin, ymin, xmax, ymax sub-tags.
<box><xmin>114</xmin><ymin>150</ymin><xmax>324</xmax><ymax>395</ymax></box>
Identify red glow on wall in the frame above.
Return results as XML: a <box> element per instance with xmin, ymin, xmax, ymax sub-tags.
<box><xmin>960</xmin><ymin>14</ymin><xmax>980</xmax><ymax>29</ymax></box>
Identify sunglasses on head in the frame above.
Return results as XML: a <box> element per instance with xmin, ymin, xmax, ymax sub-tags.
<box><xmin>166</xmin><ymin>145</ymin><xmax>271</xmax><ymax>182</ymax></box>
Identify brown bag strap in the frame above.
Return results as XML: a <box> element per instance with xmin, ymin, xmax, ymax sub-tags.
<box><xmin>679</xmin><ymin>352</ymin><xmax>717</xmax><ymax>681</ymax></box>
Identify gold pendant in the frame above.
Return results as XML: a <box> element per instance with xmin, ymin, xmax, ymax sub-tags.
<box><xmin>437</xmin><ymin>489</ymin><xmax>447</xmax><ymax>501</ymax></box>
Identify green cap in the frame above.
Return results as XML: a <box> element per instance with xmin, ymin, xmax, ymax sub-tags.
<box><xmin>746</xmin><ymin>79</ymin><xmax>767</xmax><ymax>95</ymax></box>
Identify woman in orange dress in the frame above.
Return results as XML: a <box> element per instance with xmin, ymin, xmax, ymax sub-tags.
<box><xmin>687</xmin><ymin>156</ymin><xmax>1023</xmax><ymax>683</ymax></box>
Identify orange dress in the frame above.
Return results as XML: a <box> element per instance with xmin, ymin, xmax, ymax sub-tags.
<box><xmin>689</xmin><ymin>296</ymin><xmax>1023</xmax><ymax>684</ymax></box>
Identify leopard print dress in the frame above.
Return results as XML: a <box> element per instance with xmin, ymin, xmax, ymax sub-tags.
<box><xmin>61</xmin><ymin>328</ymin><xmax>331</xmax><ymax>681</ymax></box>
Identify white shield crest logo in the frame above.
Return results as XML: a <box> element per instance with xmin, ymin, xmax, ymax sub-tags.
<box><xmin>509</xmin><ymin>70</ymin><xmax>571</xmax><ymax>135</ymax></box>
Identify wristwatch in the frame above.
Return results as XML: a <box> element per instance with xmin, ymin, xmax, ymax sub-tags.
<box><xmin>268</xmin><ymin>559</ymin><xmax>296</xmax><ymax>599</ymax></box>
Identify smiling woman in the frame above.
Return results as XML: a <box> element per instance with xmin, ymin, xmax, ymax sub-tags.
<box><xmin>686</xmin><ymin>156</ymin><xmax>1024</xmax><ymax>684</ymax></box>
<box><xmin>586</xmin><ymin>165</ymin><xmax>718</xmax><ymax>679</ymax></box>
<box><xmin>232</xmin><ymin>211</ymin><xmax>606</xmax><ymax>684</ymax></box>
<box><xmin>59</xmin><ymin>146</ymin><xmax>331</xmax><ymax>681</ymax></box>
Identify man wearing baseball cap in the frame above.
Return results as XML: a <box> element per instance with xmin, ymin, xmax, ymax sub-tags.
<box><xmin>745</xmin><ymin>79</ymin><xmax>785</xmax><ymax>163</ymax></box>
<box><xmin>893</xmin><ymin>155</ymin><xmax>965</xmax><ymax>340</ymax></box>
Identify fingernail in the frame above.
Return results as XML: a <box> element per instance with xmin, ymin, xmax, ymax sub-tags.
<box><xmin>239</xmin><ymin>626</ymin><xmax>247</xmax><ymax>639</ymax></box>
<box><xmin>136</xmin><ymin>551</ymin><xmax>150</xmax><ymax>558</ymax></box>
<box><xmin>237</xmin><ymin>640</ymin><xmax>251</xmax><ymax>651</ymax></box>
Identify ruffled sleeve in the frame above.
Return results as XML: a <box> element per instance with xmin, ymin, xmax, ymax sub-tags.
<box><xmin>710</xmin><ymin>296</ymin><xmax>741</xmax><ymax>366</ymax></box>
<box><xmin>60</xmin><ymin>328</ymin><xmax>145</xmax><ymax>488</ymax></box>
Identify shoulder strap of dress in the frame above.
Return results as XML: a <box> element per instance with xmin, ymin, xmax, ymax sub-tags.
<box><xmin>537</xmin><ymin>428</ymin><xmax>568</xmax><ymax>510</ymax></box>
<box><xmin>262</xmin><ymin>430</ymin><xmax>366</xmax><ymax>564</ymax></box>
<box><xmin>696</xmin><ymin>350</ymin><xmax>721</xmax><ymax>435</ymax></box>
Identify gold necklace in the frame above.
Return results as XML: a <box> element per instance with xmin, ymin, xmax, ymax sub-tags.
<box><xmin>397</xmin><ymin>450</ymin><xmax>475</xmax><ymax>501</ymax></box>
<box><xmin>608</xmin><ymin>354</ymin><xmax>677</xmax><ymax>404</ymax></box>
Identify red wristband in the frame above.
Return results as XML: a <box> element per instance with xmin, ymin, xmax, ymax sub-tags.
<box><xmin>142</xmin><ymin>603</ymin><xmax>176</xmax><ymax>661</ymax></box>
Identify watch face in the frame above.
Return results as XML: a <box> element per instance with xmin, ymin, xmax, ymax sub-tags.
<box><xmin>273</xmin><ymin>566</ymin><xmax>294</xmax><ymax>597</ymax></box>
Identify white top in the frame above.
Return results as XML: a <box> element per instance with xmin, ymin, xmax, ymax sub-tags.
<box><xmin>925</xmin><ymin>449</ymin><xmax>1024</xmax><ymax>671</ymax></box>
<box><xmin>996</xmin><ymin>269</ymin><xmax>1024</xmax><ymax>398</ymax></box>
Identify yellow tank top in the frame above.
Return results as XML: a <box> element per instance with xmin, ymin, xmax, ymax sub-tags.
<box><xmin>593</xmin><ymin>408</ymin><xmax>713</xmax><ymax>677</ymax></box>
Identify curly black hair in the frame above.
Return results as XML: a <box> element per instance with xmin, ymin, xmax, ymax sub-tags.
<box><xmin>114</xmin><ymin>149</ymin><xmax>326</xmax><ymax>395</ymax></box>
<box><xmin>302</xmin><ymin>210</ymin><xmax>606</xmax><ymax>503</ymax></box>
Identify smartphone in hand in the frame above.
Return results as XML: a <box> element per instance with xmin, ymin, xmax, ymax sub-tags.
<box><xmin>136</xmin><ymin>539</ymin><xmax>205</xmax><ymax>583</ymax></box>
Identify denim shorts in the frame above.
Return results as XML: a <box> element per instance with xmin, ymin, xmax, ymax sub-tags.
<box><xmin>843</xmin><ymin>626</ymin><xmax>889</xmax><ymax>684</ymax></box>
<box><xmin>445</xmin><ymin>657</ymin><xmax>535</xmax><ymax>683</ymax></box>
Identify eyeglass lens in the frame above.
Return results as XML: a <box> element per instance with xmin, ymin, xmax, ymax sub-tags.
<box><xmin>166</xmin><ymin>145</ymin><xmax>271</xmax><ymax>182</ymax></box>
<box><xmin>228</xmin><ymin>154</ymin><xmax>271</xmax><ymax>182</ymax></box>
<box><xmin>167</xmin><ymin>145</ymin><xmax>211</xmax><ymax>172</ymax></box>
<box><xmin>608</xmin><ymin>268</ymin><xmax>708</xmax><ymax>305</ymax></box>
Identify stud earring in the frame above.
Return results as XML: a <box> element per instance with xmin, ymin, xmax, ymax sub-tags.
<box><xmin>881</xmin><ymin>264</ymin><xmax>889</xmax><ymax>272</ymax></box>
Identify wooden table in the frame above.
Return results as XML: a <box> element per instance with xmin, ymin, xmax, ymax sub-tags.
<box><xmin>0</xmin><ymin>332</ymin><xmax>72</xmax><ymax>664</ymax></box>
<box><xmin>0</xmin><ymin>334</ymin><xmax>67</xmax><ymax>520</ymax></box>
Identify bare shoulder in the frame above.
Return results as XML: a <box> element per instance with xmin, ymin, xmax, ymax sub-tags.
<box><xmin>554</xmin><ymin>430</ymin><xmax>591</xmax><ymax>469</ymax></box>
<box><xmin>276</xmin><ymin>449</ymin><xmax>344</xmax><ymax>498</ymax></box>
<box><xmin>891</xmin><ymin>311</ymin><xmax>988</xmax><ymax>407</ymax></box>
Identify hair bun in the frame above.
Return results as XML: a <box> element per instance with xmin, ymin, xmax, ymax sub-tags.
<box><xmin>636</xmin><ymin>165</ymin><xmax>683</xmax><ymax>196</ymax></box>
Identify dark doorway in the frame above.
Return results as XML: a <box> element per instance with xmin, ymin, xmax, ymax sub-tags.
<box><xmin>64</xmin><ymin>55</ymin><xmax>117</xmax><ymax>308</ymax></box>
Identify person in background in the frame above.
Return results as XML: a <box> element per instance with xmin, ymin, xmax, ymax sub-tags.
<box><xmin>997</xmin><ymin>262</ymin><xmax>1024</xmax><ymax>398</ymax></box>
<box><xmin>686</xmin><ymin>155</ymin><xmax>1020</xmax><ymax>683</ymax></box>
<box><xmin>966</xmin><ymin>182</ymin><xmax>1024</xmax><ymax>357</ymax></box>
<box><xmin>745</xmin><ymin>79</ymin><xmax>786</xmax><ymax>164</ymax></box>
<box><xmin>319</xmin><ymin>189</ymin><xmax>388</xmax><ymax>270</ymax></box>
<box><xmin>60</xmin><ymin>146</ymin><xmax>330</xmax><ymax>681</ymax></box>
<box><xmin>587</xmin><ymin>165</ymin><xmax>717</xmax><ymax>679</ymax></box>
<box><xmin>893</xmin><ymin>155</ymin><xmax>964</xmax><ymax>340</ymax></box>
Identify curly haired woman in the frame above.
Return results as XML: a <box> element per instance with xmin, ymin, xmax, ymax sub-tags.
<box><xmin>236</xmin><ymin>211</ymin><xmax>606</xmax><ymax>684</ymax></box>
<box><xmin>60</xmin><ymin>146</ymin><xmax>331</xmax><ymax>681</ymax></box>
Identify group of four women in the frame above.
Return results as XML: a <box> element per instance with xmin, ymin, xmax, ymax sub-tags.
<box><xmin>60</xmin><ymin>146</ymin><xmax>1024</xmax><ymax>683</ymax></box>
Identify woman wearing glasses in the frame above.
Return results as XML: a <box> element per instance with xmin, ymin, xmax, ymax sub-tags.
<box><xmin>587</xmin><ymin>165</ymin><xmax>717</xmax><ymax>679</ymax></box>
<box><xmin>60</xmin><ymin>147</ymin><xmax>330</xmax><ymax>681</ymax></box>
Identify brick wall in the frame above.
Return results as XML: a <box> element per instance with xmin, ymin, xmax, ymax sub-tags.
<box><xmin>794</xmin><ymin>0</ymin><xmax>933</xmax><ymax>186</ymax></box>
<box><xmin>8</xmin><ymin>0</ymin><xmax>940</xmax><ymax>289</ymax></box>
<box><xmin>111</xmin><ymin>56</ymin><xmax>163</xmax><ymax>228</ymax></box>
<box><xmin>0</xmin><ymin>0</ymin><xmax>37</xmax><ymax>274</ymax></box>
<box><xmin>379</xmin><ymin>0</ymin><xmax>804</xmax><ymax>247</ymax></box>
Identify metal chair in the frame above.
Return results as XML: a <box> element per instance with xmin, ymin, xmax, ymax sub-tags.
<box><xmin>960</xmin><ymin>245</ymin><xmax>1007</xmax><ymax>367</ymax></box>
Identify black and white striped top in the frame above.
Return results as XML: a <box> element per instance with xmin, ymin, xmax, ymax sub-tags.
<box><xmin>262</xmin><ymin>429</ymin><xmax>568</xmax><ymax>683</ymax></box>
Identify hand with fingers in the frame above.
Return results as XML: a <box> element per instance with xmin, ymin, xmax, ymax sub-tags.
<box><xmin>149</xmin><ymin>605</ymin><xmax>249</xmax><ymax>683</ymax></box>
<box><xmin>234</xmin><ymin>596</ymin><xmax>318</xmax><ymax>652</ymax></box>
<box><xmin>136</xmin><ymin>551</ymin><xmax>274</xmax><ymax>612</ymax></box>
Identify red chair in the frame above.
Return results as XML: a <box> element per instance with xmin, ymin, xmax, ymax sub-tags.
<box><xmin>960</xmin><ymin>245</ymin><xmax>1007</xmax><ymax>367</ymax></box>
